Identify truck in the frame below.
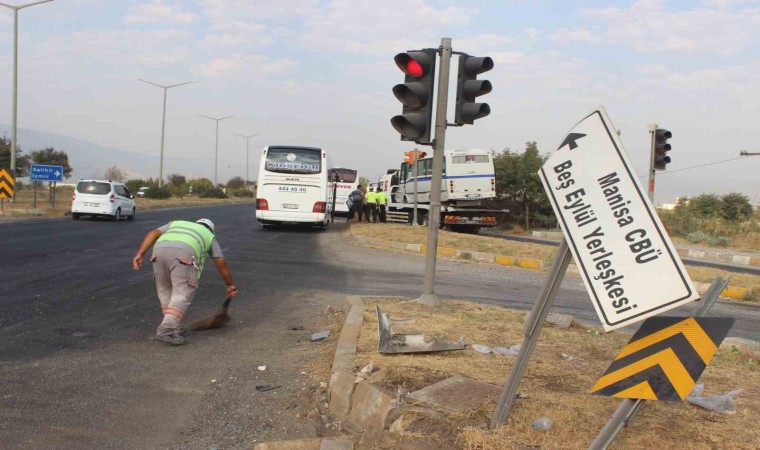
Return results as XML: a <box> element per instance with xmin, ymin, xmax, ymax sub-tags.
<box><xmin>375</xmin><ymin>148</ymin><xmax>505</xmax><ymax>233</ymax></box>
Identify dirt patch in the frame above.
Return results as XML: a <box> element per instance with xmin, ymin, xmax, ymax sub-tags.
<box><xmin>353</xmin><ymin>299</ymin><xmax>759</xmax><ymax>450</ymax></box>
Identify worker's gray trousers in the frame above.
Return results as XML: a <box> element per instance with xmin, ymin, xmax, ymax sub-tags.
<box><xmin>151</xmin><ymin>247</ymin><xmax>199</xmax><ymax>336</ymax></box>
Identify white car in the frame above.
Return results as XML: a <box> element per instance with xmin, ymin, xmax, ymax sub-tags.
<box><xmin>71</xmin><ymin>180</ymin><xmax>136</xmax><ymax>221</ymax></box>
<box><xmin>136</xmin><ymin>186</ymin><xmax>150</xmax><ymax>197</ymax></box>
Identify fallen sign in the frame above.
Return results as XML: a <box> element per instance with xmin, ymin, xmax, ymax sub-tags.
<box><xmin>376</xmin><ymin>305</ymin><xmax>465</xmax><ymax>354</ymax></box>
<box><xmin>539</xmin><ymin>107</ymin><xmax>698</xmax><ymax>331</ymax></box>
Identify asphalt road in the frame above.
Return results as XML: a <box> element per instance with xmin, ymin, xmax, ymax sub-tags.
<box><xmin>1</xmin><ymin>203</ymin><xmax>758</xmax><ymax>448</ymax></box>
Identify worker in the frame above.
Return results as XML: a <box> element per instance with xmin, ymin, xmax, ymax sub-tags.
<box><xmin>365</xmin><ymin>187</ymin><xmax>378</xmax><ymax>223</ymax></box>
<box><xmin>347</xmin><ymin>186</ymin><xmax>364</xmax><ymax>222</ymax></box>
<box><xmin>132</xmin><ymin>218</ymin><xmax>238</xmax><ymax>345</ymax></box>
<box><xmin>376</xmin><ymin>187</ymin><xmax>388</xmax><ymax>223</ymax></box>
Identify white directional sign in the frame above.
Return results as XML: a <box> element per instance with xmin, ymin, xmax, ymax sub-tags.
<box><xmin>539</xmin><ymin>108</ymin><xmax>698</xmax><ymax>331</ymax></box>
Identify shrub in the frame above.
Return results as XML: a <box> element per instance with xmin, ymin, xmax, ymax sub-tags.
<box><xmin>199</xmin><ymin>187</ymin><xmax>227</xmax><ymax>199</ymax></box>
<box><xmin>686</xmin><ymin>231</ymin><xmax>711</xmax><ymax>244</ymax></box>
<box><xmin>230</xmin><ymin>188</ymin><xmax>254</xmax><ymax>198</ymax></box>
<box><xmin>144</xmin><ymin>186</ymin><xmax>171</xmax><ymax>199</ymax></box>
<box><xmin>708</xmin><ymin>235</ymin><xmax>732</xmax><ymax>247</ymax></box>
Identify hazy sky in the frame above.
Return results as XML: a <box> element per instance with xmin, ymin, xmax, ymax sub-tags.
<box><xmin>1</xmin><ymin>0</ymin><xmax>758</xmax><ymax>205</ymax></box>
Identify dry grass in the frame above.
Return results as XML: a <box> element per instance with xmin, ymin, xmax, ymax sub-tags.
<box><xmin>350</xmin><ymin>223</ymin><xmax>557</xmax><ymax>260</ymax></box>
<box><xmin>0</xmin><ymin>188</ymin><xmax>254</xmax><ymax>218</ymax></box>
<box><xmin>355</xmin><ymin>299</ymin><xmax>759</xmax><ymax>450</ymax></box>
<box><xmin>686</xmin><ymin>266</ymin><xmax>759</xmax><ymax>302</ymax></box>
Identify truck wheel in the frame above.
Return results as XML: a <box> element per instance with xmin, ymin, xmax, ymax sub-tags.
<box><xmin>418</xmin><ymin>213</ymin><xmax>429</xmax><ymax>226</ymax></box>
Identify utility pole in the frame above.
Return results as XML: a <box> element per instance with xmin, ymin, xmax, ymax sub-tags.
<box><xmin>740</xmin><ymin>150</ymin><xmax>759</xmax><ymax>156</ymax></box>
<box><xmin>647</xmin><ymin>123</ymin><xmax>657</xmax><ymax>203</ymax></box>
<box><xmin>138</xmin><ymin>79</ymin><xmax>197</xmax><ymax>186</ymax></box>
<box><xmin>413</xmin><ymin>148</ymin><xmax>419</xmax><ymax>227</ymax></box>
<box><xmin>198</xmin><ymin>114</ymin><xmax>236</xmax><ymax>185</ymax></box>
<box><xmin>233</xmin><ymin>132</ymin><xmax>264</xmax><ymax>185</ymax></box>
<box><xmin>0</xmin><ymin>0</ymin><xmax>55</xmax><ymax>199</ymax></box>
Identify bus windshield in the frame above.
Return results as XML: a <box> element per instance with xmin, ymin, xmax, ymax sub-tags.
<box><xmin>330</xmin><ymin>168</ymin><xmax>357</xmax><ymax>183</ymax></box>
<box><xmin>265</xmin><ymin>147</ymin><xmax>321</xmax><ymax>174</ymax></box>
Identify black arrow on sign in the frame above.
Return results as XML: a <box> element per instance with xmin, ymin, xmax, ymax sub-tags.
<box><xmin>558</xmin><ymin>133</ymin><xmax>587</xmax><ymax>150</ymax></box>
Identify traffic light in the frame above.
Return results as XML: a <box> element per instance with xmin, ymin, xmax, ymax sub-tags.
<box><xmin>454</xmin><ymin>54</ymin><xmax>493</xmax><ymax>125</ymax></box>
<box><xmin>653</xmin><ymin>128</ymin><xmax>672</xmax><ymax>170</ymax></box>
<box><xmin>404</xmin><ymin>150</ymin><xmax>427</xmax><ymax>163</ymax></box>
<box><xmin>391</xmin><ymin>49</ymin><xmax>437</xmax><ymax>143</ymax></box>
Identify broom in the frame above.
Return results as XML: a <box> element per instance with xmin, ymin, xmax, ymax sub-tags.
<box><xmin>188</xmin><ymin>296</ymin><xmax>233</xmax><ymax>331</ymax></box>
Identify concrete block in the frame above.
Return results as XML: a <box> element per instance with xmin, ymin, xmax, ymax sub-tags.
<box><xmin>732</xmin><ymin>255</ymin><xmax>751</xmax><ymax>266</ymax></box>
<box><xmin>688</xmin><ymin>249</ymin><xmax>706</xmax><ymax>259</ymax></box>
<box><xmin>716</xmin><ymin>253</ymin><xmax>733</xmax><ymax>263</ymax></box>
<box><xmin>406</xmin><ymin>376</ymin><xmax>501</xmax><ymax>413</ymax></box>
<box><xmin>545</xmin><ymin>312</ymin><xmax>574</xmax><ymax>329</ymax></box>
<box><xmin>676</xmin><ymin>248</ymin><xmax>690</xmax><ymax>259</ymax></box>
<box><xmin>405</xmin><ymin>243</ymin><xmax>422</xmax><ymax>253</ymax></box>
<box><xmin>343</xmin><ymin>381</ymin><xmax>395</xmax><ymax>433</ymax></box>
<box><xmin>495</xmin><ymin>255</ymin><xmax>514</xmax><ymax>266</ymax></box>
<box><xmin>750</xmin><ymin>257</ymin><xmax>760</xmax><ymax>267</ymax></box>
<box><xmin>367</xmin><ymin>369</ymin><xmax>387</xmax><ymax>384</ymax></box>
<box><xmin>391</xmin><ymin>241</ymin><xmax>407</xmax><ymax>250</ymax></box>
<box><xmin>472</xmin><ymin>252</ymin><xmax>495</xmax><ymax>263</ymax></box>
<box><xmin>517</xmin><ymin>258</ymin><xmax>541</xmax><ymax>270</ymax></box>
<box><xmin>320</xmin><ymin>439</ymin><xmax>354</xmax><ymax>450</ymax></box>
<box><xmin>721</xmin><ymin>286</ymin><xmax>751</xmax><ymax>300</ymax></box>
<box><xmin>331</xmin><ymin>304</ymin><xmax>364</xmax><ymax>375</ymax></box>
<box><xmin>255</xmin><ymin>439</ymin><xmax>322</xmax><ymax>450</ymax></box>
<box><xmin>329</xmin><ymin>370</ymin><xmax>356</xmax><ymax>418</ymax></box>
<box><xmin>354</xmin><ymin>236</ymin><xmax>372</xmax><ymax>245</ymax></box>
<box><xmin>455</xmin><ymin>250</ymin><xmax>473</xmax><ymax>260</ymax></box>
<box><xmin>437</xmin><ymin>246</ymin><xmax>457</xmax><ymax>257</ymax></box>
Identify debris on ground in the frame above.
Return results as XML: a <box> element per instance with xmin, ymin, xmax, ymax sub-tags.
<box><xmin>289</xmin><ymin>325</ymin><xmax>304</xmax><ymax>331</ymax></box>
<box><xmin>406</xmin><ymin>376</ymin><xmax>502</xmax><ymax>413</ymax></box>
<box><xmin>472</xmin><ymin>344</ymin><xmax>492</xmax><ymax>354</ymax></box>
<box><xmin>376</xmin><ymin>306</ymin><xmax>465</xmax><ymax>354</ymax></box>
<box><xmin>493</xmin><ymin>344</ymin><xmax>521</xmax><ymax>356</ymax></box>
<box><xmin>687</xmin><ymin>383</ymin><xmax>742</xmax><ymax>414</ymax></box>
<box><xmin>532</xmin><ymin>417</ymin><xmax>553</xmax><ymax>430</ymax></box>
<box><xmin>561</xmin><ymin>353</ymin><xmax>576</xmax><ymax>361</ymax></box>
<box><xmin>355</xmin><ymin>362</ymin><xmax>374</xmax><ymax>383</ymax></box>
<box><xmin>310</xmin><ymin>330</ymin><xmax>331</xmax><ymax>342</ymax></box>
<box><xmin>257</xmin><ymin>365</ymin><xmax>266</xmax><ymax>371</ymax></box>
<box><xmin>254</xmin><ymin>384</ymin><xmax>281</xmax><ymax>392</ymax></box>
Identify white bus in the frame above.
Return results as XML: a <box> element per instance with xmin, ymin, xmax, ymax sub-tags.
<box><xmin>328</xmin><ymin>168</ymin><xmax>359</xmax><ymax>216</ymax></box>
<box><xmin>255</xmin><ymin>145</ymin><xmax>333</xmax><ymax>229</ymax></box>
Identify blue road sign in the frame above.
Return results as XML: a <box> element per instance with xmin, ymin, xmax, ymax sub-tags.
<box><xmin>30</xmin><ymin>164</ymin><xmax>64</xmax><ymax>182</ymax></box>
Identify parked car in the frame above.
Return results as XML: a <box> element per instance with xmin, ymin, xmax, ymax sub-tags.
<box><xmin>71</xmin><ymin>180</ymin><xmax>136</xmax><ymax>221</ymax></box>
<box><xmin>136</xmin><ymin>186</ymin><xmax>150</xmax><ymax>197</ymax></box>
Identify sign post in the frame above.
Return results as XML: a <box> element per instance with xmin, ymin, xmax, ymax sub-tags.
<box><xmin>490</xmin><ymin>107</ymin><xmax>699</xmax><ymax>428</ymax></box>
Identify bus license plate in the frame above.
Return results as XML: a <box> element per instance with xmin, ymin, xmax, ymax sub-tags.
<box><xmin>282</xmin><ymin>203</ymin><xmax>299</xmax><ymax>209</ymax></box>
<box><xmin>278</xmin><ymin>186</ymin><xmax>307</xmax><ymax>193</ymax></box>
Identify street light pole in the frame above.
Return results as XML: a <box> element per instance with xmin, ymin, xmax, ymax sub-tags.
<box><xmin>138</xmin><ymin>79</ymin><xmax>196</xmax><ymax>187</ymax></box>
<box><xmin>0</xmin><ymin>0</ymin><xmax>55</xmax><ymax>197</ymax></box>
<box><xmin>198</xmin><ymin>114</ymin><xmax>236</xmax><ymax>185</ymax></box>
<box><xmin>232</xmin><ymin>132</ymin><xmax>264</xmax><ymax>185</ymax></box>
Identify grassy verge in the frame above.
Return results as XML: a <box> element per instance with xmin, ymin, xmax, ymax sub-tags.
<box><xmin>349</xmin><ymin>223</ymin><xmax>759</xmax><ymax>302</ymax></box>
<box><xmin>0</xmin><ymin>188</ymin><xmax>254</xmax><ymax>218</ymax></box>
<box><xmin>355</xmin><ymin>299</ymin><xmax>759</xmax><ymax>449</ymax></box>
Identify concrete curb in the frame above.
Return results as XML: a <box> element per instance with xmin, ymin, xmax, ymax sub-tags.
<box><xmin>349</xmin><ymin>230</ymin><xmax>754</xmax><ymax>302</ymax></box>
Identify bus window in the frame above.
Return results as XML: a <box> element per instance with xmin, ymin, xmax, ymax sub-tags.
<box><xmin>265</xmin><ymin>147</ymin><xmax>321</xmax><ymax>174</ymax></box>
<box><xmin>331</xmin><ymin>168</ymin><xmax>357</xmax><ymax>183</ymax></box>
<box><xmin>452</xmin><ymin>155</ymin><xmax>489</xmax><ymax>164</ymax></box>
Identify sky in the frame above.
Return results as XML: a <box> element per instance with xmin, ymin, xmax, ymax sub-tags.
<box><xmin>0</xmin><ymin>0</ymin><xmax>758</xmax><ymax>205</ymax></box>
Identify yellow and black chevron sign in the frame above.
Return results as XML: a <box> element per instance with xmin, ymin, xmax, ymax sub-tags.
<box><xmin>0</xmin><ymin>168</ymin><xmax>15</xmax><ymax>199</ymax></box>
<box><xmin>591</xmin><ymin>317</ymin><xmax>734</xmax><ymax>401</ymax></box>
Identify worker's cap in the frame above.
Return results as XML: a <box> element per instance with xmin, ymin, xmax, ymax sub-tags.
<box><xmin>196</xmin><ymin>218</ymin><xmax>215</xmax><ymax>233</ymax></box>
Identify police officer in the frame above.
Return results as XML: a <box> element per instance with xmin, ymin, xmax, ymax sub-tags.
<box><xmin>132</xmin><ymin>218</ymin><xmax>237</xmax><ymax>345</ymax></box>
<box><xmin>376</xmin><ymin>187</ymin><xmax>388</xmax><ymax>223</ymax></box>
<box><xmin>365</xmin><ymin>187</ymin><xmax>378</xmax><ymax>223</ymax></box>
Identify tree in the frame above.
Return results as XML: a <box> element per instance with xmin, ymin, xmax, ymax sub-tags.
<box><xmin>30</xmin><ymin>147</ymin><xmax>73</xmax><ymax>178</ymax></box>
<box><xmin>226</xmin><ymin>176</ymin><xmax>246</xmax><ymax>190</ymax></box>
<box><xmin>0</xmin><ymin>134</ymin><xmax>31</xmax><ymax>177</ymax></box>
<box><xmin>167</xmin><ymin>174</ymin><xmax>186</xmax><ymax>186</ymax></box>
<box><xmin>493</xmin><ymin>141</ymin><xmax>552</xmax><ymax>230</ymax></box>
<box><xmin>103</xmin><ymin>165</ymin><xmax>127</xmax><ymax>182</ymax></box>
<box><xmin>187</xmin><ymin>177</ymin><xmax>214</xmax><ymax>196</ymax></box>
<box><xmin>718</xmin><ymin>193</ymin><xmax>753</xmax><ymax>221</ymax></box>
<box><xmin>688</xmin><ymin>193</ymin><xmax>720</xmax><ymax>218</ymax></box>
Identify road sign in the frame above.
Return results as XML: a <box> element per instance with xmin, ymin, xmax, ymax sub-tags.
<box><xmin>539</xmin><ymin>108</ymin><xmax>698</xmax><ymax>331</ymax></box>
<box><xmin>591</xmin><ymin>316</ymin><xmax>734</xmax><ymax>400</ymax></box>
<box><xmin>30</xmin><ymin>164</ymin><xmax>64</xmax><ymax>182</ymax></box>
<box><xmin>0</xmin><ymin>168</ymin><xmax>14</xmax><ymax>199</ymax></box>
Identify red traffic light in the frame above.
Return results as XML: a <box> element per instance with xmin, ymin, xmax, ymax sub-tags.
<box><xmin>394</xmin><ymin>52</ymin><xmax>433</xmax><ymax>78</ymax></box>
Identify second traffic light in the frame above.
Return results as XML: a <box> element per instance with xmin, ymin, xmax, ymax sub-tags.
<box><xmin>653</xmin><ymin>128</ymin><xmax>672</xmax><ymax>170</ymax></box>
<box><xmin>391</xmin><ymin>49</ymin><xmax>437</xmax><ymax>143</ymax></box>
<box><xmin>455</xmin><ymin>54</ymin><xmax>493</xmax><ymax>125</ymax></box>
<box><xmin>404</xmin><ymin>150</ymin><xmax>427</xmax><ymax>164</ymax></box>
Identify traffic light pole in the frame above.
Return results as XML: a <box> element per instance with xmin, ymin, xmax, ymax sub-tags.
<box><xmin>413</xmin><ymin>148</ymin><xmax>419</xmax><ymax>226</ymax></box>
<box><xmin>647</xmin><ymin>124</ymin><xmax>657</xmax><ymax>203</ymax></box>
<box><xmin>417</xmin><ymin>37</ymin><xmax>452</xmax><ymax>308</ymax></box>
